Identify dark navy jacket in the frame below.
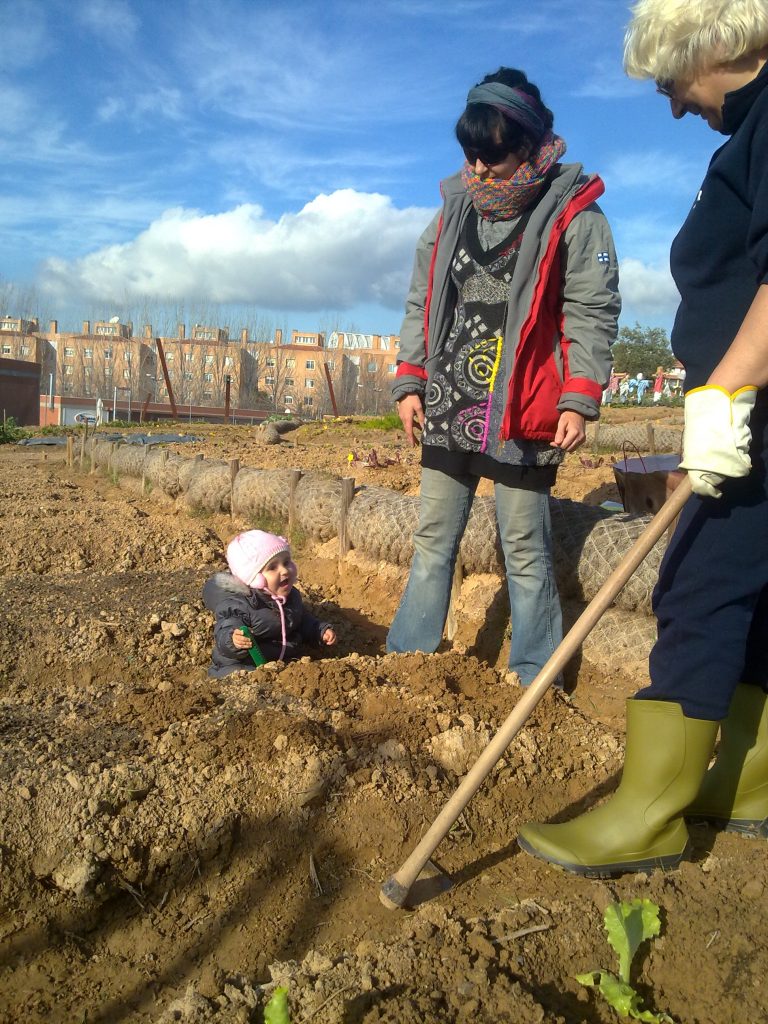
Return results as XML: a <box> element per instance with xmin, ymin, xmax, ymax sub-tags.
<box><xmin>203</xmin><ymin>572</ymin><xmax>332</xmax><ymax>677</ymax></box>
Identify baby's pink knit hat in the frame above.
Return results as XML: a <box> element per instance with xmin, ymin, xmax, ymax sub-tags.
<box><xmin>226</xmin><ymin>530</ymin><xmax>291</xmax><ymax>587</ymax></box>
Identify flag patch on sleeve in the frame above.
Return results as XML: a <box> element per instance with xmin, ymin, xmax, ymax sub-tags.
<box><xmin>597</xmin><ymin>251</ymin><xmax>610</xmax><ymax>263</ymax></box>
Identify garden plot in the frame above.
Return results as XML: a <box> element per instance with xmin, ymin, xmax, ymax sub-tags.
<box><xmin>0</xmin><ymin>421</ymin><xmax>765</xmax><ymax>1024</ymax></box>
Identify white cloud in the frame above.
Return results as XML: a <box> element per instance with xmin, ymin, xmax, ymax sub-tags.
<box><xmin>75</xmin><ymin>0</ymin><xmax>139</xmax><ymax>42</ymax></box>
<box><xmin>96</xmin><ymin>86</ymin><xmax>185</xmax><ymax>125</ymax></box>
<box><xmin>619</xmin><ymin>257</ymin><xmax>680</xmax><ymax>322</ymax></box>
<box><xmin>39</xmin><ymin>190</ymin><xmax>435</xmax><ymax>311</ymax></box>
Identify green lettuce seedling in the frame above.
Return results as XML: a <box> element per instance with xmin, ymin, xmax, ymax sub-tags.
<box><xmin>264</xmin><ymin>986</ymin><xmax>291</xmax><ymax>1024</ymax></box>
<box><xmin>575</xmin><ymin>899</ymin><xmax>674</xmax><ymax>1023</ymax></box>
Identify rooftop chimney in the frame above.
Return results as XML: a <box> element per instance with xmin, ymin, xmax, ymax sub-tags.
<box><xmin>275</xmin><ymin>328</ymin><xmax>283</xmax><ymax>345</ymax></box>
<box><xmin>82</xmin><ymin>321</ymin><xmax>91</xmax><ymax>335</ymax></box>
<box><xmin>49</xmin><ymin>320</ymin><xmax>58</xmax><ymax>334</ymax></box>
<box><xmin>177</xmin><ymin>323</ymin><xmax>185</xmax><ymax>339</ymax></box>
<box><xmin>240</xmin><ymin>328</ymin><xmax>248</xmax><ymax>343</ymax></box>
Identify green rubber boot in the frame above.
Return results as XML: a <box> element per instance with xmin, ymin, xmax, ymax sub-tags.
<box><xmin>517</xmin><ymin>699</ymin><xmax>719</xmax><ymax>877</ymax></box>
<box><xmin>687</xmin><ymin>684</ymin><xmax>768</xmax><ymax>837</ymax></box>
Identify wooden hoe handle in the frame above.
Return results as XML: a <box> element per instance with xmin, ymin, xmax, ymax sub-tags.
<box><xmin>379</xmin><ymin>476</ymin><xmax>693</xmax><ymax>909</ymax></box>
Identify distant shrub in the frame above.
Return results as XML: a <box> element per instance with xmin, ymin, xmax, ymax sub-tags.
<box><xmin>0</xmin><ymin>417</ymin><xmax>31</xmax><ymax>444</ymax></box>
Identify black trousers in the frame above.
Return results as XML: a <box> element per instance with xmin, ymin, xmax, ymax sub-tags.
<box><xmin>637</xmin><ymin>440</ymin><xmax>768</xmax><ymax>721</ymax></box>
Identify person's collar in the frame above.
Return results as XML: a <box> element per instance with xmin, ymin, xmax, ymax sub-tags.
<box><xmin>721</xmin><ymin>60</ymin><xmax>768</xmax><ymax>135</ymax></box>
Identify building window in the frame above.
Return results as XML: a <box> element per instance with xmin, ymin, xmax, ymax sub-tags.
<box><xmin>350</xmin><ymin>355</ymin><xmax>360</xmax><ymax>366</ymax></box>
<box><xmin>64</xmin><ymin>364</ymin><xmax>73</xmax><ymax>375</ymax></box>
<box><xmin>203</xmin><ymin>372</ymin><xmax>213</xmax><ymax>382</ymax></box>
<box><xmin>380</xmin><ymin>336</ymin><xmax>391</xmax><ymax>350</ymax></box>
<box><xmin>305</xmin><ymin>359</ymin><xmax>315</xmax><ymax>369</ymax></box>
<box><xmin>266</xmin><ymin>357</ymin><xmax>276</xmax><ymax>367</ymax></box>
<box><xmin>205</xmin><ymin>355</ymin><xmax>214</xmax><ymax>364</ymax></box>
<box><xmin>184</xmin><ymin>372</ymin><xmax>193</xmax><ymax>381</ymax></box>
<box><xmin>185</xmin><ymin>352</ymin><xmax>193</xmax><ymax>361</ymax></box>
<box><xmin>20</xmin><ymin>346</ymin><xmax>29</xmax><ymax>356</ymax></box>
<box><xmin>123</xmin><ymin>369</ymin><xmax>130</xmax><ymax>379</ymax></box>
<box><xmin>203</xmin><ymin>391</ymin><xmax>213</xmax><ymax>400</ymax></box>
<box><xmin>96</xmin><ymin>325</ymin><xmax>116</xmax><ymax>335</ymax></box>
<box><xmin>284</xmin><ymin>395</ymin><xmax>294</xmax><ymax>404</ymax></box>
<box><xmin>265</xmin><ymin>375</ymin><xmax>275</xmax><ymax>385</ymax></box>
<box><xmin>84</xmin><ymin>348</ymin><xmax>93</xmax><ymax>358</ymax></box>
<box><xmin>326</xmin><ymin>360</ymin><xmax>334</xmax><ymax>371</ymax></box>
<box><xmin>64</xmin><ymin>347</ymin><xmax>74</xmax><ymax>357</ymax></box>
<box><xmin>286</xmin><ymin>358</ymin><xmax>295</xmax><ymax>368</ymax></box>
<box><xmin>225</xmin><ymin>356</ymin><xmax>233</xmax><ymax>366</ymax></box>
<box><xmin>305</xmin><ymin>378</ymin><xmax>314</xmax><ymax>388</ymax></box>
<box><xmin>84</xmin><ymin>366</ymin><xmax>92</xmax><ymax>375</ymax></box>
<box><xmin>388</xmin><ymin>363</ymin><xmax>397</xmax><ymax>373</ymax></box>
<box><xmin>285</xmin><ymin>377</ymin><xmax>295</xmax><ymax>386</ymax></box>
<box><xmin>368</xmin><ymin>361</ymin><xmax>377</xmax><ymax>373</ymax></box>
<box><xmin>303</xmin><ymin>396</ymin><xmax>314</xmax><ymax>407</ymax></box>
<box><xmin>165</xmin><ymin>352</ymin><xmax>174</xmax><ymax>362</ymax></box>
<box><xmin>1</xmin><ymin>346</ymin><xmax>10</xmax><ymax>355</ymax></box>
<box><xmin>104</xmin><ymin>349</ymin><xmax>112</xmax><ymax>359</ymax></box>
<box><xmin>105</xmin><ymin>367</ymin><xmax>112</xmax><ymax>376</ymax></box>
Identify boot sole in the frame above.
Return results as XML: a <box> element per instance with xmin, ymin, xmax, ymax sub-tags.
<box><xmin>517</xmin><ymin>835</ymin><xmax>687</xmax><ymax>877</ymax></box>
<box><xmin>688</xmin><ymin>815</ymin><xmax>768</xmax><ymax>838</ymax></box>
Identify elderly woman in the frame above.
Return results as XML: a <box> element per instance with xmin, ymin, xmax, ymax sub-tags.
<box><xmin>387</xmin><ymin>67</ymin><xmax>620</xmax><ymax>685</ymax></box>
<box><xmin>519</xmin><ymin>0</ymin><xmax>768</xmax><ymax>876</ymax></box>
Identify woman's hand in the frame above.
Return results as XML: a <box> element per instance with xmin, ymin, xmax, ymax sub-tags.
<box><xmin>232</xmin><ymin>628</ymin><xmax>252</xmax><ymax>650</ymax></box>
<box><xmin>550</xmin><ymin>411</ymin><xmax>586</xmax><ymax>452</ymax></box>
<box><xmin>396</xmin><ymin>394</ymin><xmax>425</xmax><ymax>446</ymax></box>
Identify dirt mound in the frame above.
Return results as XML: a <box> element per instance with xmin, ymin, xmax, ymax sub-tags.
<box><xmin>1</xmin><ymin>427</ymin><xmax>766</xmax><ymax>1024</ymax></box>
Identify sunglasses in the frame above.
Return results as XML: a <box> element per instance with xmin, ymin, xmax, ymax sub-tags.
<box><xmin>655</xmin><ymin>78</ymin><xmax>676</xmax><ymax>99</ymax></box>
<box><xmin>462</xmin><ymin>143</ymin><xmax>514</xmax><ymax>167</ymax></box>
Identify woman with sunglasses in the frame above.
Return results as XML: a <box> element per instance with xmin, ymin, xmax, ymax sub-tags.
<box><xmin>387</xmin><ymin>67</ymin><xmax>620</xmax><ymax>685</ymax></box>
<box><xmin>520</xmin><ymin>0</ymin><xmax>768</xmax><ymax>876</ymax></box>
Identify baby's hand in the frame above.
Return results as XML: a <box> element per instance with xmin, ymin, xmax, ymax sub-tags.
<box><xmin>322</xmin><ymin>627</ymin><xmax>337</xmax><ymax>646</ymax></box>
<box><xmin>232</xmin><ymin>628</ymin><xmax>253</xmax><ymax>650</ymax></box>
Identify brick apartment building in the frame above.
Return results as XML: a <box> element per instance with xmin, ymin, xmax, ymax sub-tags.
<box><xmin>0</xmin><ymin>315</ymin><xmax>401</xmax><ymax>423</ymax></box>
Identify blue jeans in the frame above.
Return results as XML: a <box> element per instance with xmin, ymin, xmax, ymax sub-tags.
<box><xmin>386</xmin><ymin>467</ymin><xmax>562</xmax><ymax>685</ymax></box>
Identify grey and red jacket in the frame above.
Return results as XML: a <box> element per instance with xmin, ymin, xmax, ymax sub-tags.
<box><xmin>393</xmin><ymin>163</ymin><xmax>621</xmax><ymax>440</ymax></box>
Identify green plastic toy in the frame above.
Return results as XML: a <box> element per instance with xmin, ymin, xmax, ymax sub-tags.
<box><xmin>240</xmin><ymin>625</ymin><xmax>266</xmax><ymax>666</ymax></box>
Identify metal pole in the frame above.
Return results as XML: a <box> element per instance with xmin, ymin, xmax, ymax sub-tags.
<box><xmin>127</xmin><ymin>390</ymin><xmax>132</xmax><ymax>423</ymax></box>
<box><xmin>113</xmin><ymin>385</ymin><xmax>118</xmax><ymax>422</ymax></box>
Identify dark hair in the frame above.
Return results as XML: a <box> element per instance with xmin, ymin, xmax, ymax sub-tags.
<box><xmin>455</xmin><ymin>67</ymin><xmax>554</xmax><ymax>161</ymax></box>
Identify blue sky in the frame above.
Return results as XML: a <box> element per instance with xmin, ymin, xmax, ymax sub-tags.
<box><xmin>1</xmin><ymin>0</ymin><xmax>720</xmax><ymax>338</ymax></box>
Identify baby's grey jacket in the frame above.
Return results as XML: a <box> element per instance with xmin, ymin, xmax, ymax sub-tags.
<box><xmin>203</xmin><ymin>572</ymin><xmax>332</xmax><ymax>678</ymax></box>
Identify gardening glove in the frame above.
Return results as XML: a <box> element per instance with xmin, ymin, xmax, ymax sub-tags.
<box><xmin>679</xmin><ymin>385</ymin><xmax>758</xmax><ymax>498</ymax></box>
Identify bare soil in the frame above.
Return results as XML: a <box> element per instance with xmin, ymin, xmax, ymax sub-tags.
<box><xmin>2</xmin><ymin>409</ymin><xmax>765</xmax><ymax>1024</ymax></box>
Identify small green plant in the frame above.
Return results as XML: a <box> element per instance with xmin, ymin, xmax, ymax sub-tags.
<box><xmin>576</xmin><ymin>899</ymin><xmax>674</xmax><ymax>1023</ymax></box>
<box><xmin>355</xmin><ymin>413</ymin><xmax>402</xmax><ymax>430</ymax></box>
<box><xmin>264</xmin><ymin>986</ymin><xmax>291</xmax><ymax>1024</ymax></box>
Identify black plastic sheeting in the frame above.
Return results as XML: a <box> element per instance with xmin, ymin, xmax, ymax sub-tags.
<box><xmin>17</xmin><ymin>433</ymin><xmax>202</xmax><ymax>447</ymax></box>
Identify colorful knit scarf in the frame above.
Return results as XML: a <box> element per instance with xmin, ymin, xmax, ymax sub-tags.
<box><xmin>461</xmin><ymin>132</ymin><xmax>567</xmax><ymax>220</ymax></box>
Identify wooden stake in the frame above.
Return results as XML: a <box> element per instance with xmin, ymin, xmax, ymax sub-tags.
<box><xmin>445</xmin><ymin>553</ymin><xmax>463</xmax><ymax>642</ymax></box>
<box><xmin>338</xmin><ymin>476</ymin><xmax>355</xmax><ymax>560</ymax></box>
<box><xmin>66</xmin><ymin>435</ymin><xmax>74</xmax><ymax>469</ymax></box>
<box><xmin>229</xmin><ymin>458</ymin><xmax>240</xmax><ymax>520</ymax></box>
<box><xmin>646</xmin><ymin>422</ymin><xmax>657</xmax><ymax>455</ymax></box>
<box><xmin>289</xmin><ymin>468</ymin><xmax>303</xmax><ymax>534</ymax></box>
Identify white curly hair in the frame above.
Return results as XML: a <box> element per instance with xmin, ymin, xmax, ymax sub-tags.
<box><xmin>624</xmin><ymin>0</ymin><xmax>768</xmax><ymax>81</ymax></box>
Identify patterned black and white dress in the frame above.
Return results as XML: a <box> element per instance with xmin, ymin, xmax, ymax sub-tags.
<box><xmin>421</xmin><ymin>209</ymin><xmax>563</xmax><ymax>486</ymax></box>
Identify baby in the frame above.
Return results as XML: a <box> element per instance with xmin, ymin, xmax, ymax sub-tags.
<box><xmin>203</xmin><ymin>530</ymin><xmax>336</xmax><ymax>677</ymax></box>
